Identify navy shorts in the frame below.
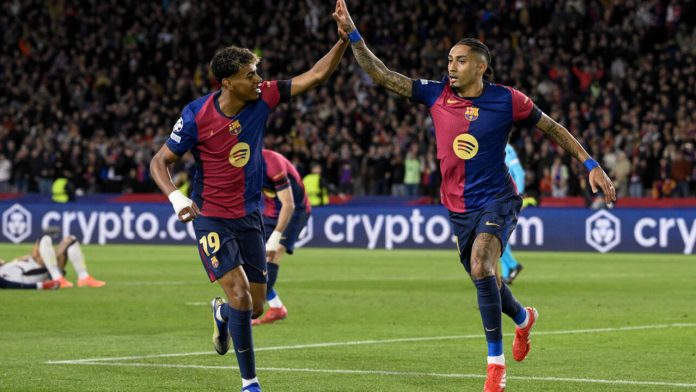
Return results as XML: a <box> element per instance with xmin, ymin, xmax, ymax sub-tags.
<box><xmin>193</xmin><ymin>211</ymin><xmax>267</xmax><ymax>284</ymax></box>
<box><xmin>263</xmin><ymin>209</ymin><xmax>311</xmax><ymax>255</ymax></box>
<box><xmin>449</xmin><ymin>194</ymin><xmax>522</xmax><ymax>274</ymax></box>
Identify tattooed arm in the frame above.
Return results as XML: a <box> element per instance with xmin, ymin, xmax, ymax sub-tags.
<box><xmin>535</xmin><ymin>113</ymin><xmax>616</xmax><ymax>203</ymax></box>
<box><xmin>332</xmin><ymin>0</ymin><xmax>412</xmax><ymax>98</ymax></box>
<box><xmin>535</xmin><ymin>113</ymin><xmax>590</xmax><ymax>163</ymax></box>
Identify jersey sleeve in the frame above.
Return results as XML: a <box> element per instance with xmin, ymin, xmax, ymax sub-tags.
<box><xmin>165</xmin><ymin>107</ymin><xmax>198</xmax><ymax>156</ymax></box>
<box><xmin>410</xmin><ymin>79</ymin><xmax>445</xmax><ymax>107</ymax></box>
<box><xmin>265</xmin><ymin>154</ymin><xmax>290</xmax><ymax>191</ymax></box>
<box><xmin>260</xmin><ymin>80</ymin><xmax>292</xmax><ymax>110</ymax></box>
<box><xmin>508</xmin><ymin>87</ymin><xmax>542</xmax><ymax>126</ymax></box>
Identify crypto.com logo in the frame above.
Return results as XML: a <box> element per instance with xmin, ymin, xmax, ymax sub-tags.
<box><xmin>2</xmin><ymin>203</ymin><xmax>32</xmax><ymax>244</ymax></box>
<box><xmin>585</xmin><ymin>210</ymin><xmax>620</xmax><ymax>253</ymax></box>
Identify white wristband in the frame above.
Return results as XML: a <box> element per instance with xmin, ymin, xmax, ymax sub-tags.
<box><xmin>168</xmin><ymin>190</ymin><xmax>193</xmax><ymax>217</ymax></box>
<box><xmin>266</xmin><ymin>231</ymin><xmax>283</xmax><ymax>252</ymax></box>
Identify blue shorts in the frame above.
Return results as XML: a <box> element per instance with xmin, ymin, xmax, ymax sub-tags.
<box><xmin>263</xmin><ymin>209</ymin><xmax>311</xmax><ymax>255</ymax></box>
<box><xmin>193</xmin><ymin>211</ymin><xmax>267</xmax><ymax>284</ymax></box>
<box><xmin>449</xmin><ymin>194</ymin><xmax>522</xmax><ymax>274</ymax></box>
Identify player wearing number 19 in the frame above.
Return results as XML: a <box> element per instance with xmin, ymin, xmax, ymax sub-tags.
<box><xmin>332</xmin><ymin>0</ymin><xmax>616</xmax><ymax>390</ymax></box>
<box><xmin>150</xmin><ymin>37</ymin><xmax>348</xmax><ymax>391</ymax></box>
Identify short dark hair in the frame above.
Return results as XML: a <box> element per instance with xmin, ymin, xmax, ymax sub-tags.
<box><xmin>210</xmin><ymin>46</ymin><xmax>259</xmax><ymax>82</ymax></box>
<box><xmin>456</xmin><ymin>38</ymin><xmax>493</xmax><ymax>79</ymax></box>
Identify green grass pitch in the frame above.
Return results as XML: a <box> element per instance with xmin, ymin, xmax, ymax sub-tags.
<box><xmin>1</xmin><ymin>244</ymin><xmax>695</xmax><ymax>391</ymax></box>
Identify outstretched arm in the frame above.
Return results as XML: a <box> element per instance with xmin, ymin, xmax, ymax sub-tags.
<box><xmin>332</xmin><ymin>0</ymin><xmax>412</xmax><ymax>98</ymax></box>
<box><xmin>535</xmin><ymin>113</ymin><xmax>616</xmax><ymax>203</ymax></box>
<box><xmin>290</xmin><ymin>39</ymin><xmax>349</xmax><ymax>97</ymax></box>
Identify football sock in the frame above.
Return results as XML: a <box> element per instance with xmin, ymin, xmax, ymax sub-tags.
<box><xmin>227</xmin><ymin>306</ymin><xmax>256</xmax><ymax>380</ymax></box>
<box><xmin>216</xmin><ymin>303</ymin><xmax>228</xmax><ymax>323</ymax></box>
<box><xmin>266</xmin><ymin>263</ymin><xmax>282</xmax><ymax>307</ymax></box>
<box><xmin>515</xmin><ymin>307</ymin><xmax>530</xmax><ymax>328</ymax></box>
<box><xmin>39</xmin><ymin>236</ymin><xmax>62</xmax><ymax>280</ymax></box>
<box><xmin>242</xmin><ymin>377</ymin><xmax>259</xmax><ymax>388</ymax></box>
<box><xmin>474</xmin><ymin>276</ymin><xmax>503</xmax><ymax>359</ymax></box>
<box><xmin>66</xmin><ymin>242</ymin><xmax>89</xmax><ymax>280</ymax></box>
<box><xmin>499</xmin><ymin>282</ymin><xmax>523</xmax><ymax>321</ymax></box>
<box><xmin>268</xmin><ymin>290</ymin><xmax>283</xmax><ymax>308</ymax></box>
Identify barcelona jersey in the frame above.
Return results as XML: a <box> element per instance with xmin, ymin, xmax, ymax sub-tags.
<box><xmin>166</xmin><ymin>80</ymin><xmax>291</xmax><ymax>219</ymax></box>
<box><xmin>262</xmin><ymin>149</ymin><xmax>311</xmax><ymax>219</ymax></box>
<box><xmin>411</xmin><ymin>79</ymin><xmax>541</xmax><ymax>212</ymax></box>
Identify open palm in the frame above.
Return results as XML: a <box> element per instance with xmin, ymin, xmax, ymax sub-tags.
<box><xmin>332</xmin><ymin>0</ymin><xmax>356</xmax><ymax>35</ymax></box>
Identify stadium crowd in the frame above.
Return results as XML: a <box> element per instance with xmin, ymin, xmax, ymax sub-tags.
<box><xmin>1</xmin><ymin>0</ymin><xmax>695</xmax><ymax>202</ymax></box>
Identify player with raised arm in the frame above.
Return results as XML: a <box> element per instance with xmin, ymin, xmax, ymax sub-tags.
<box><xmin>333</xmin><ymin>1</ymin><xmax>616</xmax><ymax>390</ymax></box>
<box><xmin>252</xmin><ymin>149</ymin><xmax>312</xmax><ymax>325</ymax></box>
<box><xmin>150</xmin><ymin>34</ymin><xmax>348</xmax><ymax>392</ymax></box>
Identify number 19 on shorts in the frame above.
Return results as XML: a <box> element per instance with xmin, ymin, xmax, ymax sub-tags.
<box><xmin>199</xmin><ymin>232</ymin><xmax>221</xmax><ymax>256</ymax></box>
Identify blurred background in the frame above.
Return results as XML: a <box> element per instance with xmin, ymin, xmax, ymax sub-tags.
<box><xmin>1</xmin><ymin>0</ymin><xmax>694</xmax><ymax>206</ymax></box>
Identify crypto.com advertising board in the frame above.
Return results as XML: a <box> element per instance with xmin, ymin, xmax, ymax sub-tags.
<box><xmin>1</xmin><ymin>202</ymin><xmax>695</xmax><ymax>254</ymax></box>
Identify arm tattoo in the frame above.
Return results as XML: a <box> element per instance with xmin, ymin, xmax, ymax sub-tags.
<box><xmin>535</xmin><ymin>114</ymin><xmax>589</xmax><ymax>162</ymax></box>
<box><xmin>351</xmin><ymin>41</ymin><xmax>412</xmax><ymax>98</ymax></box>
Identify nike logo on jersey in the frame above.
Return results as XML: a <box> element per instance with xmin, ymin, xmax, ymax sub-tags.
<box><xmin>447</xmin><ymin>98</ymin><xmax>458</xmax><ymax>104</ymax></box>
<box><xmin>485</xmin><ymin>221</ymin><xmax>501</xmax><ymax>227</ymax></box>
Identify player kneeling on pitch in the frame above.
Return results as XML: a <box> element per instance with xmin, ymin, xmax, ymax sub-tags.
<box><xmin>0</xmin><ymin>230</ymin><xmax>105</xmax><ymax>290</ymax></box>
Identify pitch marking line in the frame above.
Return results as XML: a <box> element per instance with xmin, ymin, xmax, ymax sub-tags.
<box><xmin>45</xmin><ymin>362</ymin><xmax>696</xmax><ymax>388</ymax></box>
<box><xmin>47</xmin><ymin>322</ymin><xmax>696</xmax><ymax>364</ymax></box>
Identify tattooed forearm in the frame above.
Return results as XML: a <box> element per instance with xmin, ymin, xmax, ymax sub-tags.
<box><xmin>535</xmin><ymin>113</ymin><xmax>590</xmax><ymax>162</ymax></box>
<box><xmin>351</xmin><ymin>41</ymin><xmax>412</xmax><ymax>98</ymax></box>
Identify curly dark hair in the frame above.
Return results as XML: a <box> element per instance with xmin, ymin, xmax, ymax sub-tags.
<box><xmin>456</xmin><ymin>38</ymin><xmax>493</xmax><ymax>79</ymax></box>
<box><xmin>210</xmin><ymin>46</ymin><xmax>260</xmax><ymax>82</ymax></box>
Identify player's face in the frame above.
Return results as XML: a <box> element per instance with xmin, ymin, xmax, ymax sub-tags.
<box><xmin>447</xmin><ymin>45</ymin><xmax>485</xmax><ymax>92</ymax></box>
<box><xmin>224</xmin><ymin>63</ymin><xmax>263</xmax><ymax>101</ymax></box>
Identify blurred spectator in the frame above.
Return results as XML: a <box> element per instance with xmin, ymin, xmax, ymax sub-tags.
<box><xmin>612</xmin><ymin>151</ymin><xmax>631</xmax><ymax>198</ymax></box>
<box><xmin>403</xmin><ymin>146</ymin><xmax>421</xmax><ymax>196</ymax></box>
<box><xmin>0</xmin><ymin>0</ymin><xmax>694</xmax><ymax>200</ymax></box>
<box><xmin>0</xmin><ymin>154</ymin><xmax>11</xmax><ymax>192</ymax></box>
<box><xmin>304</xmin><ymin>163</ymin><xmax>329</xmax><ymax>206</ymax></box>
<box><xmin>551</xmin><ymin>157</ymin><xmax>569</xmax><ymax>197</ymax></box>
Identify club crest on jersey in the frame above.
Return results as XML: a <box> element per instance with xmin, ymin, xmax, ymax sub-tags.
<box><xmin>210</xmin><ymin>256</ymin><xmax>219</xmax><ymax>268</ymax></box>
<box><xmin>228</xmin><ymin>120</ymin><xmax>242</xmax><ymax>136</ymax></box>
<box><xmin>464</xmin><ymin>106</ymin><xmax>479</xmax><ymax>121</ymax></box>
<box><xmin>452</xmin><ymin>134</ymin><xmax>479</xmax><ymax>160</ymax></box>
<box><xmin>229</xmin><ymin>142</ymin><xmax>251</xmax><ymax>168</ymax></box>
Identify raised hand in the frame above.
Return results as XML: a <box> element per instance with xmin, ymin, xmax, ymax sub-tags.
<box><xmin>332</xmin><ymin>0</ymin><xmax>356</xmax><ymax>34</ymax></box>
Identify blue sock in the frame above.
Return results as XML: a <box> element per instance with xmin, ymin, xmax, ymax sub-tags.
<box><xmin>227</xmin><ymin>307</ymin><xmax>256</xmax><ymax>379</ymax></box>
<box><xmin>513</xmin><ymin>306</ymin><xmax>528</xmax><ymax>326</ymax></box>
<box><xmin>266</xmin><ymin>263</ymin><xmax>280</xmax><ymax>300</ymax></box>
<box><xmin>219</xmin><ymin>303</ymin><xmax>230</xmax><ymax>322</ymax></box>
<box><xmin>499</xmin><ymin>282</ymin><xmax>523</xmax><ymax>321</ymax></box>
<box><xmin>474</xmin><ymin>276</ymin><xmax>503</xmax><ymax>356</ymax></box>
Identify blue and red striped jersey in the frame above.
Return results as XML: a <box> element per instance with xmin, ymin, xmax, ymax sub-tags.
<box><xmin>166</xmin><ymin>80</ymin><xmax>291</xmax><ymax>218</ymax></box>
<box><xmin>411</xmin><ymin>79</ymin><xmax>541</xmax><ymax>212</ymax></box>
<box><xmin>262</xmin><ymin>149</ymin><xmax>311</xmax><ymax>219</ymax></box>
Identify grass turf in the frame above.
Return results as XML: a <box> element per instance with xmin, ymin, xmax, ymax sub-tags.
<box><xmin>0</xmin><ymin>244</ymin><xmax>695</xmax><ymax>391</ymax></box>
